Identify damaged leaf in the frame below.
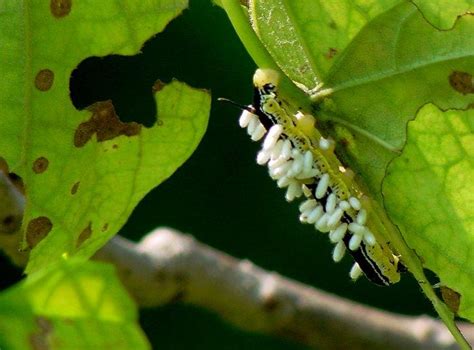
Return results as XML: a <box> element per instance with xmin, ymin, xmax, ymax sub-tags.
<box><xmin>0</xmin><ymin>0</ymin><xmax>210</xmax><ymax>273</ymax></box>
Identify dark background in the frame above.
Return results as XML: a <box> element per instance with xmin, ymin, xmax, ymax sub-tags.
<box><xmin>1</xmin><ymin>1</ymin><xmax>434</xmax><ymax>349</ymax></box>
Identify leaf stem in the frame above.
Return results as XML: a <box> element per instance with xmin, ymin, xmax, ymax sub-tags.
<box><xmin>380</xmin><ymin>211</ymin><xmax>472</xmax><ymax>349</ymax></box>
<box><xmin>220</xmin><ymin>0</ymin><xmax>310</xmax><ymax>111</ymax></box>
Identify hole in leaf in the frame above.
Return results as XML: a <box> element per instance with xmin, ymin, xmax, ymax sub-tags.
<box><xmin>70</xmin><ymin>55</ymin><xmax>158</xmax><ymax>127</ymax></box>
<box><xmin>69</xmin><ymin>1</ymin><xmax>230</xmax><ymax>129</ymax></box>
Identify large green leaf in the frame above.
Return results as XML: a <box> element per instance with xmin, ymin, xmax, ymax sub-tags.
<box><xmin>0</xmin><ymin>1</ymin><xmax>210</xmax><ymax>273</ymax></box>
<box><xmin>384</xmin><ymin>105</ymin><xmax>474</xmax><ymax>320</ymax></box>
<box><xmin>324</xmin><ymin>2</ymin><xmax>474</xmax><ymax>199</ymax></box>
<box><xmin>247</xmin><ymin>0</ymin><xmax>474</xmax><ymax>329</ymax></box>
<box><xmin>0</xmin><ymin>260</ymin><xmax>149</xmax><ymax>349</ymax></box>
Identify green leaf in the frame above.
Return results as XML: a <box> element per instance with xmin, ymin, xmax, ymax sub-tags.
<box><xmin>413</xmin><ymin>0</ymin><xmax>474</xmax><ymax>29</ymax></box>
<box><xmin>0</xmin><ymin>1</ymin><xmax>211</xmax><ymax>273</ymax></box>
<box><xmin>249</xmin><ymin>0</ymin><xmax>401</xmax><ymax>89</ymax></box>
<box><xmin>323</xmin><ymin>2</ymin><xmax>474</xmax><ymax>200</ymax></box>
<box><xmin>245</xmin><ymin>0</ymin><xmax>474</xmax><ymax>335</ymax></box>
<box><xmin>0</xmin><ymin>260</ymin><xmax>149</xmax><ymax>350</ymax></box>
<box><xmin>384</xmin><ymin>105</ymin><xmax>474</xmax><ymax>320</ymax></box>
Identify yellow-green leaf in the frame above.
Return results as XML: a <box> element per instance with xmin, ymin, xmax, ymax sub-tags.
<box><xmin>0</xmin><ymin>260</ymin><xmax>149</xmax><ymax>349</ymax></box>
<box><xmin>413</xmin><ymin>0</ymin><xmax>474</xmax><ymax>29</ymax></box>
<box><xmin>384</xmin><ymin>105</ymin><xmax>474</xmax><ymax>320</ymax></box>
<box><xmin>324</xmin><ymin>2</ymin><xmax>474</xmax><ymax>200</ymax></box>
<box><xmin>0</xmin><ymin>1</ymin><xmax>211</xmax><ymax>273</ymax></box>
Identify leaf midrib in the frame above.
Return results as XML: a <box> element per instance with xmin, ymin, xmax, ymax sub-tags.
<box><xmin>327</xmin><ymin>8</ymin><xmax>473</xmax><ymax>93</ymax></box>
<box><xmin>328</xmin><ymin>49</ymin><xmax>474</xmax><ymax>92</ymax></box>
<box><xmin>19</xmin><ymin>0</ymin><xmax>32</xmax><ymax>171</ymax></box>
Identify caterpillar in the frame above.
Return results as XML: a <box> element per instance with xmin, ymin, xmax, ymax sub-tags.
<box><xmin>224</xmin><ymin>68</ymin><xmax>404</xmax><ymax>286</ymax></box>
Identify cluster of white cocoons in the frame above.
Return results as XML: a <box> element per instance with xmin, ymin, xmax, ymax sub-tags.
<box><xmin>239</xmin><ymin>109</ymin><xmax>377</xmax><ymax>279</ymax></box>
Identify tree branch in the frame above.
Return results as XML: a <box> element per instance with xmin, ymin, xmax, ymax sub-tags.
<box><xmin>0</xmin><ymin>171</ymin><xmax>472</xmax><ymax>349</ymax></box>
<box><xmin>93</xmin><ymin>229</ymin><xmax>473</xmax><ymax>350</ymax></box>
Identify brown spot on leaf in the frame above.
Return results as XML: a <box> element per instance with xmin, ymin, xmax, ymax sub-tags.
<box><xmin>37</xmin><ymin>317</ymin><xmax>53</xmax><ymax>333</ymax></box>
<box><xmin>449</xmin><ymin>71</ymin><xmax>474</xmax><ymax>94</ymax></box>
<box><xmin>50</xmin><ymin>0</ymin><xmax>72</xmax><ymax>18</ymax></box>
<box><xmin>112</xmin><ymin>144</ymin><xmax>118</xmax><ymax>149</ymax></box>
<box><xmin>76</xmin><ymin>222</ymin><xmax>92</xmax><ymax>248</ymax></box>
<box><xmin>70</xmin><ymin>181</ymin><xmax>80</xmax><ymax>195</ymax></box>
<box><xmin>152</xmin><ymin>80</ymin><xmax>166</xmax><ymax>93</ymax></box>
<box><xmin>30</xmin><ymin>316</ymin><xmax>53</xmax><ymax>350</ymax></box>
<box><xmin>325</xmin><ymin>48</ymin><xmax>338</xmax><ymax>59</ymax></box>
<box><xmin>338</xmin><ymin>138</ymin><xmax>350</xmax><ymax>149</ymax></box>
<box><xmin>101</xmin><ymin>223</ymin><xmax>108</xmax><ymax>232</ymax></box>
<box><xmin>33</xmin><ymin>157</ymin><xmax>49</xmax><ymax>174</ymax></box>
<box><xmin>440</xmin><ymin>286</ymin><xmax>461</xmax><ymax>314</ymax></box>
<box><xmin>35</xmin><ymin>69</ymin><xmax>54</xmax><ymax>91</ymax></box>
<box><xmin>26</xmin><ymin>217</ymin><xmax>53</xmax><ymax>249</ymax></box>
<box><xmin>74</xmin><ymin>100</ymin><xmax>141</xmax><ymax>147</ymax></box>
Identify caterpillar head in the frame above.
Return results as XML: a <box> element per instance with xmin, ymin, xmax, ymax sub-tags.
<box><xmin>253</xmin><ymin>69</ymin><xmax>280</xmax><ymax>92</ymax></box>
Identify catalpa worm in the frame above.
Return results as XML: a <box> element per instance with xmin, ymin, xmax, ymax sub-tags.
<box><xmin>222</xmin><ymin>69</ymin><xmax>404</xmax><ymax>286</ymax></box>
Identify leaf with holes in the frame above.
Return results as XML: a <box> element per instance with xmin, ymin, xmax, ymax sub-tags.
<box><xmin>0</xmin><ymin>1</ymin><xmax>210</xmax><ymax>273</ymax></box>
<box><xmin>322</xmin><ymin>2</ymin><xmax>474</xmax><ymax>200</ymax></box>
<box><xmin>0</xmin><ymin>260</ymin><xmax>149</xmax><ymax>349</ymax></box>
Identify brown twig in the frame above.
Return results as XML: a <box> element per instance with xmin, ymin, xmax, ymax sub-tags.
<box><xmin>0</xmin><ymin>171</ymin><xmax>472</xmax><ymax>349</ymax></box>
<box><xmin>94</xmin><ymin>229</ymin><xmax>473</xmax><ymax>350</ymax></box>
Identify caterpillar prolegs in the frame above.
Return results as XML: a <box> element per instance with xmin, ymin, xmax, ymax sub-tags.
<box><xmin>229</xmin><ymin>69</ymin><xmax>404</xmax><ymax>286</ymax></box>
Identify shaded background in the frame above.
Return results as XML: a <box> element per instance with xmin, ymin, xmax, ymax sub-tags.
<box><xmin>1</xmin><ymin>1</ymin><xmax>434</xmax><ymax>349</ymax></box>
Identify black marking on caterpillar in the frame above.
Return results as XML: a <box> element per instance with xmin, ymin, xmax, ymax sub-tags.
<box><xmin>223</xmin><ymin>69</ymin><xmax>403</xmax><ymax>286</ymax></box>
